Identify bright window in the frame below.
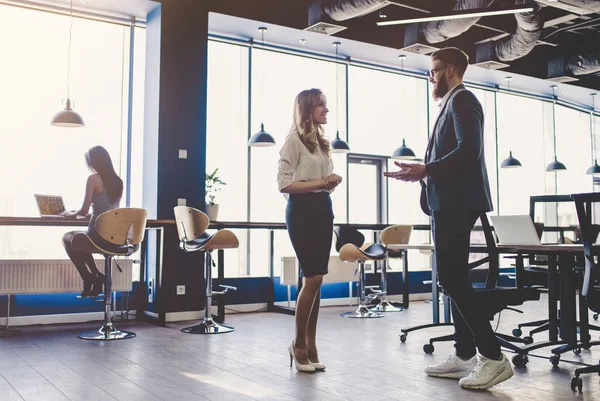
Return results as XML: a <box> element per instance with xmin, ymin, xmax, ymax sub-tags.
<box><xmin>0</xmin><ymin>5</ymin><xmax>144</xmax><ymax>259</ymax></box>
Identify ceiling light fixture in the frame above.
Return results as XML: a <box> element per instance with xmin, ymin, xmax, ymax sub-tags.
<box><xmin>248</xmin><ymin>27</ymin><xmax>276</xmax><ymax>147</ymax></box>
<box><xmin>376</xmin><ymin>4</ymin><xmax>534</xmax><ymax>27</ymax></box>
<box><xmin>330</xmin><ymin>41</ymin><xmax>350</xmax><ymax>153</ymax></box>
<box><xmin>546</xmin><ymin>85</ymin><xmax>567</xmax><ymax>172</ymax></box>
<box><xmin>51</xmin><ymin>0</ymin><xmax>84</xmax><ymax>127</ymax></box>
<box><xmin>500</xmin><ymin>76</ymin><xmax>522</xmax><ymax>168</ymax></box>
<box><xmin>391</xmin><ymin>55</ymin><xmax>417</xmax><ymax>160</ymax></box>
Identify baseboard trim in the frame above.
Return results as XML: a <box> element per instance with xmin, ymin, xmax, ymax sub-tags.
<box><xmin>1</xmin><ymin>294</ymin><xmax>434</xmax><ymax>326</ymax></box>
<box><xmin>0</xmin><ymin>312</ymin><xmax>105</xmax><ymax>327</ymax></box>
<box><xmin>274</xmin><ymin>293</ymin><xmax>432</xmax><ymax>308</ymax></box>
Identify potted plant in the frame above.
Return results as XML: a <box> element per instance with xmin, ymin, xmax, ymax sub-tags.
<box><xmin>206</xmin><ymin>168</ymin><xmax>226</xmax><ymax>221</ymax></box>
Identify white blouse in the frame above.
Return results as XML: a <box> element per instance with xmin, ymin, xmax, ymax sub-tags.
<box><xmin>277</xmin><ymin>132</ymin><xmax>334</xmax><ymax>195</ymax></box>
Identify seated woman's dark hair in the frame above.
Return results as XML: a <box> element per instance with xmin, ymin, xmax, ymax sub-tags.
<box><xmin>85</xmin><ymin>146</ymin><xmax>123</xmax><ymax>203</ymax></box>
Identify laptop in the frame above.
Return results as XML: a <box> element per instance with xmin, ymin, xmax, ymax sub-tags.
<box><xmin>490</xmin><ymin>215</ymin><xmax>543</xmax><ymax>246</ymax></box>
<box><xmin>34</xmin><ymin>194</ymin><xmax>66</xmax><ymax>217</ymax></box>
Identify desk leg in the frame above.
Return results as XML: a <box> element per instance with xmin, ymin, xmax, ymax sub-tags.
<box><xmin>153</xmin><ymin>227</ymin><xmax>166</xmax><ymax>327</ymax></box>
<box><xmin>547</xmin><ymin>253</ymin><xmax>558</xmax><ymax>343</ymax></box>
<box><xmin>402</xmin><ymin>251</ymin><xmax>409</xmax><ymax>309</ymax></box>
<box><xmin>215</xmin><ymin>249</ymin><xmax>225</xmax><ymax>323</ymax></box>
<box><xmin>267</xmin><ymin>230</ymin><xmax>295</xmax><ymax>315</ymax></box>
<box><xmin>431</xmin><ymin>251</ymin><xmax>439</xmax><ymax>324</ymax></box>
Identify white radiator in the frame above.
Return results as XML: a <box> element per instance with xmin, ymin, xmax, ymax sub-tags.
<box><xmin>280</xmin><ymin>256</ymin><xmax>363</xmax><ymax>285</ymax></box>
<box><xmin>0</xmin><ymin>259</ymin><xmax>133</xmax><ymax>295</ymax></box>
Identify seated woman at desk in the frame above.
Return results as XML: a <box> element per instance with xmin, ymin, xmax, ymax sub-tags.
<box><xmin>61</xmin><ymin>145</ymin><xmax>123</xmax><ymax>297</ymax></box>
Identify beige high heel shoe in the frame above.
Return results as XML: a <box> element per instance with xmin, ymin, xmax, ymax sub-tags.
<box><xmin>309</xmin><ymin>359</ymin><xmax>326</xmax><ymax>371</ymax></box>
<box><xmin>288</xmin><ymin>341</ymin><xmax>315</xmax><ymax>373</ymax></box>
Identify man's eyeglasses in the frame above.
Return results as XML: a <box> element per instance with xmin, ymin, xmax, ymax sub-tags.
<box><xmin>429</xmin><ymin>66</ymin><xmax>449</xmax><ymax>78</ymax></box>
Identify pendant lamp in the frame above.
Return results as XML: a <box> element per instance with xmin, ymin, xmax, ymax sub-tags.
<box><xmin>500</xmin><ymin>77</ymin><xmax>522</xmax><ymax>168</ymax></box>
<box><xmin>330</xmin><ymin>42</ymin><xmax>350</xmax><ymax>153</ymax></box>
<box><xmin>546</xmin><ymin>85</ymin><xmax>567</xmax><ymax>172</ymax></box>
<box><xmin>391</xmin><ymin>55</ymin><xmax>417</xmax><ymax>159</ymax></box>
<box><xmin>51</xmin><ymin>0</ymin><xmax>84</xmax><ymax>127</ymax></box>
<box><xmin>248</xmin><ymin>27</ymin><xmax>275</xmax><ymax>147</ymax></box>
<box><xmin>501</xmin><ymin>151</ymin><xmax>522</xmax><ymax>168</ymax></box>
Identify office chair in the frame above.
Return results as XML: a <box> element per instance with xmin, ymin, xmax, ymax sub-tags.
<box><xmin>569</xmin><ymin>192</ymin><xmax>600</xmax><ymax>392</ymax></box>
<box><xmin>417</xmin><ymin>214</ymin><xmax>541</xmax><ymax>368</ymax></box>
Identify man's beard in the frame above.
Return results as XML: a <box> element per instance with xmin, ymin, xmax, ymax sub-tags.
<box><xmin>432</xmin><ymin>76</ymin><xmax>449</xmax><ymax>101</ymax></box>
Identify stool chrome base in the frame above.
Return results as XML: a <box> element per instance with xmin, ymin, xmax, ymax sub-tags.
<box><xmin>182</xmin><ymin>317</ymin><xmax>234</xmax><ymax>334</ymax></box>
<box><xmin>78</xmin><ymin>323</ymin><xmax>136</xmax><ymax>341</ymax></box>
<box><xmin>341</xmin><ymin>305</ymin><xmax>384</xmax><ymax>318</ymax></box>
<box><xmin>370</xmin><ymin>300</ymin><xmax>406</xmax><ymax>313</ymax></box>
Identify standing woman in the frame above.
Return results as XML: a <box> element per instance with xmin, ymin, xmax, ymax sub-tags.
<box><xmin>277</xmin><ymin>88</ymin><xmax>342</xmax><ymax>372</ymax></box>
<box><xmin>62</xmin><ymin>146</ymin><xmax>123</xmax><ymax>297</ymax></box>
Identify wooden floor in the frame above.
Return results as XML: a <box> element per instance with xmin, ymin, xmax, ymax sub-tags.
<box><xmin>1</xmin><ymin>296</ymin><xmax>599</xmax><ymax>401</ymax></box>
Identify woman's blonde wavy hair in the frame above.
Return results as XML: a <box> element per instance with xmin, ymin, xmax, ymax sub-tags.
<box><xmin>290</xmin><ymin>88</ymin><xmax>330</xmax><ymax>154</ymax></box>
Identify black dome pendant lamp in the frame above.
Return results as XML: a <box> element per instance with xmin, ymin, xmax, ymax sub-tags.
<box><xmin>546</xmin><ymin>85</ymin><xmax>567</xmax><ymax>173</ymax></box>
<box><xmin>330</xmin><ymin>41</ymin><xmax>350</xmax><ymax>153</ymax></box>
<box><xmin>248</xmin><ymin>27</ymin><xmax>275</xmax><ymax>147</ymax></box>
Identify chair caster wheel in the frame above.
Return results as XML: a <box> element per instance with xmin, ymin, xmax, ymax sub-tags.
<box><xmin>423</xmin><ymin>343</ymin><xmax>434</xmax><ymax>354</ymax></box>
<box><xmin>512</xmin><ymin>328</ymin><xmax>522</xmax><ymax>337</ymax></box>
<box><xmin>550</xmin><ymin>355</ymin><xmax>560</xmax><ymax>366</ymax></box>
<box><xmin>400</xmin><ymin>333</ymin><xmax>407</xmax><ymax>342</ymax></box>
<box><xmin>573</xmin><ymin>348</ymin><xmax>582</xmax><ymax>356</ymax></box>
<box><xmin>571</xmin><ymin>376</ymin><xmax>582</xmax><ymax>392</ymax></box>
<box><xmin>512</xmin><ymin>354</ymin><xmax>528</xmax><ymax>368</ymax></box>
<box><xmin>523</xmin><ymin>336</ymin><xmax>533</xmax><ymax>344</ymax></box>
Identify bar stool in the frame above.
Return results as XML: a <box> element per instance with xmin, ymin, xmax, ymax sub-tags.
<box><xmin>74</xmin><ymin>207</ymin><xmax>148</xmax><ymax>340</ymax></box>
<box><xmin>174</xmin><ymin>206</ymin><xmax>239</xmax><ymax>334</ymax></box>
<box><xmin>338</xmin><ymin>240</ymin><xmax>388</xmax><ymax>318</ymax></box>
<box><xmin>370</xmin><ymin>225</ymin><xmax>412</xmax><ymax>312</ymax></box>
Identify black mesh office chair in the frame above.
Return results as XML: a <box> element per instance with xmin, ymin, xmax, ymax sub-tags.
<box><xmin>569</xmin><ymin>192</ymin><xmax>600</xmax><ymax>392</ymax></box>
<box><xmin>418</xmin><ymin>214</ymin><xmax>541</xmax><ymax>368</ymax></box>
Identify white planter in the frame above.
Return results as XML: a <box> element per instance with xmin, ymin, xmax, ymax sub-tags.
<box><xmin>206</xmin><ymin>203</ymin><xmax>219</xmax><ymax>221</ymax></box>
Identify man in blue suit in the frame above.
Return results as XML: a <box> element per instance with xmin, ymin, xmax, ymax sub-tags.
<box><xmin>385</xmin><ymin>47</ymin><xmax>513</xmax><ymax>390</ymax></box>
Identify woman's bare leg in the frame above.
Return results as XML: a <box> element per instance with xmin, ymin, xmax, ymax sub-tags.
<box><xmin>306</xmin><ymin>288</ymin><xmax>321</xmax><ymax>362</ymax></box>
<box><xmin>294</xmin><ymin>275</ymin><xmax>323</xmax><ymax>364</ymax></box>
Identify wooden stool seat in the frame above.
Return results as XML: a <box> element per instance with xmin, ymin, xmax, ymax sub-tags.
<box><xmin>339</xmin><ymin>242</ymin><xmax>387</xmax><ymax>262</ymax></box>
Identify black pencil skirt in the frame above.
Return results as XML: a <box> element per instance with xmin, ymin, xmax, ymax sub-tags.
<box><xmin>285</xmin><ymin>192</ymin><xmax>334</xmax><ymax>278</ymax></box>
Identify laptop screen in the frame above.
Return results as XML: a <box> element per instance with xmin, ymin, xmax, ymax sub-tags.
<box><xmin>490</xmin><ymin>215</ymin><xmax>541</xmax><ymax>246</ymax></box>
<box><xmin>34</xmin><ymin>194</ymin><xmax>66</xmax><ymax>216</ymax></box>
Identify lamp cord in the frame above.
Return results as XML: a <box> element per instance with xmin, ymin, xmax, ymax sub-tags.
<box><xmin>592</xmin><ymin>94</ymin><xmax>597</xmax><ymax>163</ymax></box>
<box><xmin>67</xmin><ymin>0</ymin><xmax>73</xmax><ymax>101</ymax></box>
<box><xmin>335</xmin><ymin>42</ymin><xmax>340</xmax><ymax>139</ymax></box>
<box><xmin>260</xmin><ymin>28</ymin><xmax>265</xmax><ymax>127</ymax></box>
<box><xmin>552</xmin><ymin>86</ymin><xmax>557</xmax><ymax>160</ymax></box>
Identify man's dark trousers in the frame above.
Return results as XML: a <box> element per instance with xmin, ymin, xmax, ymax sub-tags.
<box><xmin>431</xmin><ymin>209</ymin><xmax>502</xmax><ymax>360</ymax></box>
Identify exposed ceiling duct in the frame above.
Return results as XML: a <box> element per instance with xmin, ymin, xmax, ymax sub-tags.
<box><xmin>320</xmin><ymin>0</ymin><xmax>388</xmax><ymax>21</ymax></box>
<box><xmin>475</xmin><ymin>0</ymin><xmax>543</xmax><ymax>68</ymax></box>
<box><xmin>567</xmin><ymin>52</ymin><xmax>600</xmax><ymax>75</ymax></box>
<box><xmin>494</xmin><ymin>0</ymin><xmax>542</xmax><ymax>61</ymax></box>
<box><xmin>419</xmin><ymin>0</ymin><xmax>494</xmax><ymax>43</ymax></box>
<box><xmin>547</xmin><ymin>50</ymin><xmax>600</xmax><ymax>82</ymax></box>
<box><xmin>307</xmin><ymin>0</ymin><xmax>387</xmax><ymax>35</ymax></box>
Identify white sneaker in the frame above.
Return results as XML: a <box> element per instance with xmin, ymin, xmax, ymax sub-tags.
<box><xmin>459</xmin><ymin>353</ymin><xmax>514</xmax><ymax>390</ymax></box>
<box><xmin>424</xmin><ymin>351</ymin><xmax>477</xmax><ymax>379</ymax></box>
